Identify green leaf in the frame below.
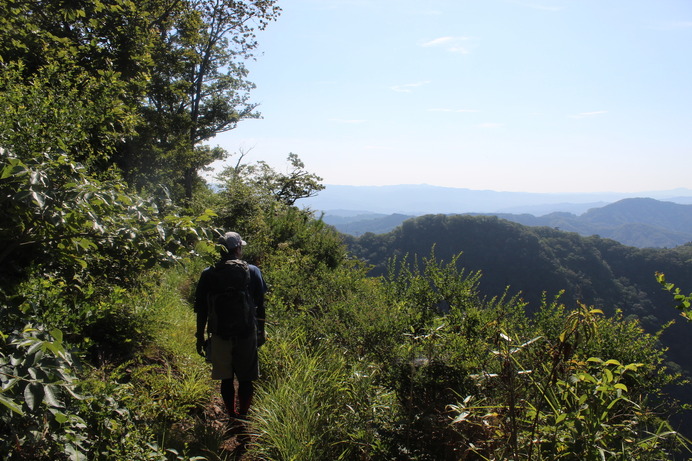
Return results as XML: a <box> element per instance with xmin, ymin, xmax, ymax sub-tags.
<box><xmin>624</xmin><ymin>363</ymin><xmax>643</xmax><ymax>372</ymax></box>
<box><xmin>1</xmin><ymin>161</ymin><xmax>28</xmax><ymax>179</ymax></box>
<box><xmin>45</xmin><ymin>341</ymin><xmax>69</xmax><ymax>361</ymax></box>
<box><xmin>75</xmin><ymin>258</ymin><xmax>88</xmax><ymax>269</ymax></box>
<box><xmin>74</xmin><ymin>238</ymin><xmax>97</xmax><ymax>251</ymax></box>
<box><xmin>43</xmin><ymin>384</ymin><xmax>63</xmax><ymax>408</ymax></box>
<box><xmin>13</xmin><ymin>190</ymin><xmax>32</xmax><ymax>202</ymax></box>
<box><xmin>50</xmin><ymin>328</ymin><xmax>64</xmax><ymax>343</ymax></box>
<box><xmin>31</xmin><ymin>190</ymin><xmax>46</xmax><ymax>208</ymax></box>
<box><xmin>2</xmin><ymin>378</ymin><xmax>18</xmax><ymax>392</ymax></box>
<box><xmin>26</xmin><ymin>339</ymin><xmax>44</xmax><ymax>356</ymax></box>
<box><xmin>24</xmin><ymin>382</ymin><xmax>44</xmax><ymax>411</ymax></box>
<box><xmin>0</xmin><ymin>392</ymin><xmax>24</xmax><ymax>415</ymax></box>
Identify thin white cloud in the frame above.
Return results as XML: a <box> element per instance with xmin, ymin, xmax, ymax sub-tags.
<box><xmin>422</xmin><ymin>37</ymin><xmax>454</xmax><ymax>47</ymax></box>
<box><xmin>391</xmin><ymin>81</ymin><xmax>431</xmax><ymax>93</ymax></box>
<box><xmin>428</xmin><ymin>108</ymin><xmax>479</xmax><ymax>113</ymax></box>
<box><xmin>570</xmin><ymin>110</ymin><xmax>608</xmax><ymax>119</ymax></box>
<box><xmin>421</xmin><ymin>36</ymin><xmax>473</xmax><ymax>54</ymax></box>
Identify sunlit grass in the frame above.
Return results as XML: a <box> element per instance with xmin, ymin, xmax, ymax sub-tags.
<box><xmin>123</xmin><ymin>258</ymin><xmax>230</xmax><ymax>456</ymax></box>
<box><xmin>247</xmin><ymin>327</ymin><xmax>391</xmax><ymax>460</ymax></box>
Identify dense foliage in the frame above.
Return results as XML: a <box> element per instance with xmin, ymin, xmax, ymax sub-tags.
<box><xmin>345</xmin><ymin>215</ymin><xmax>692</xmax><ymax>381</ymax></box>
<box><xmin>1</xmin><ymin>0</ymin><xmax>280</xmax><ymax>200</ymax></box>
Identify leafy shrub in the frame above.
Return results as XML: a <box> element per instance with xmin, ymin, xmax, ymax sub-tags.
<box><xmin>657</xmin><ymin>272</ymin><xmax>692</xmax><ymax>322</ymax></box>
<box><xmin>9</xmin><ymin>274</ymin><xmax>157</xmax><ymax>365</ymax></box>
<box><xmin>449</xmin><ymin>309</ymin><xmax>690</xmax><ymax>460</ymax></box>
<box><xmin>76</xmin><ymin>365</ymin><xmax>181</xmax><ymax>461</ymax></box>
<box><xmin>0</xmin><ymin>324</ymin><xmax>86</xmax><ymax>460</ymax></box>
<box><xmin>1</xmin><ymin>147</ymin><xmax>215</xmax><ymax>286</ymax></box>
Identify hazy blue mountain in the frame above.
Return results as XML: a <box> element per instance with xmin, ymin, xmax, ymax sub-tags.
<box><xmin>324</xmin><ymin>197</ymin><xmax>692</xmax><ymax>248</ymax></box>
<box><xmin>581</xmin><ymin>197</ymin><xmax>692</xmax><ymax>232</ymax></box>
<box><xmin>299</xmin><ymin>184</ymin><xmax>692</xmax><ymax>215</ymax></box>
<box><xmin>322</xmin><ymin>213</ymin><xmax>414</xmax><ymax>236</ymax></box>
<box><xmin>484</xmin><ymin>198</ymin><xmax>692</xmax><ymax>248</ymax></box>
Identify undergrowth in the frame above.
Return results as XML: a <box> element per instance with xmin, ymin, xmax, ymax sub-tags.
<box><xmin>3</xmin><ymin>235</ymin><xmax>691</xmax><ymax>460</ymax></box>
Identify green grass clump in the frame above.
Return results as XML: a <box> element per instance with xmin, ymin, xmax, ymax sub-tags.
<box><xmin>248</xmin><ymin>327</ymin><xmax>396</xmax><ymax>460</ymax></box>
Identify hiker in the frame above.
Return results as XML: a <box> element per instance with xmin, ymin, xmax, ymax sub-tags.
<box><xmin>194</xmin><ymin>231</ymin><xmax>267</xmax><ymax>424</ymax></box>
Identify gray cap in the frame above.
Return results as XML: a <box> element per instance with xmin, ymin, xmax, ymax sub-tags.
<box><xmin>219</xmin><ymin>231</ymin><xmax>247</xmax><ymax>250</ymax></box>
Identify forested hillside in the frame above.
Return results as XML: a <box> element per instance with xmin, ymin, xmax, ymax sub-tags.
<box><xmin>344</xmin><ymin>215</ymin><xmax>692</xmax><ymax>428</ymax></box>
<box><xmin>2</xmin><ymin>2</ymin><xmax>691</xmax><ymax>460</ymax></box>
<box><xmin>345</xmin><ymin>214</ymin><xmax>692</xmax><ymax>362</ymax></box>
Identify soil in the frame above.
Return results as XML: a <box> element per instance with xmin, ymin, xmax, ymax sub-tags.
<box><xmin>205</xmin><ymin>391</ymin><xmax>256</xmax><ymax>460</ymax></box>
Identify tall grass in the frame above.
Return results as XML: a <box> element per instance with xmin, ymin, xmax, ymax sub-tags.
<box><xmin>122</xmin><ymin>258</ymin><xmax>223</xmax><ymax>457</ymax></box>
<box><xmin>248</xmin><ymin>327</ymin><xmax>395</xmax><ymax>460</ymax></box>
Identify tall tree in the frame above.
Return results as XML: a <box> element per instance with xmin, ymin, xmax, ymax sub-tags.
<box><xmin>0</xmin><ymin>0</ymin><xmax>156</xmax><ymax>164</ymax></box>
<box><xmin>1</xmin><ymin>0</ymin><xmax>280</xmax><ymax>200</ymax></box>
<box><xmin>116</xmin><ymin>0</ymin><xmax>280</xmax><ymax>200</ymax></box>
<box><xmin>0</xmin><ymin>62</ymin><xmax>214</xmax><ymax>288</ymax></box>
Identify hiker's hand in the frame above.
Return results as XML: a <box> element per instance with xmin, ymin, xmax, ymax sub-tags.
<box><xmin>196</xmin><ymin>337</ymin><xmax>205</xmax><ymax>357</ymax></box>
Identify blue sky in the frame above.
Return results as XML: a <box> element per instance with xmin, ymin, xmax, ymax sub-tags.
<box><xmin>210</xmin><ymin>0</ymin><xmax>692</xmax><ymax>193</ymax></box>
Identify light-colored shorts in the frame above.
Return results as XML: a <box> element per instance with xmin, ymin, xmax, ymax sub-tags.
<box><xmin>209</xmin><ymin>331</ymin><xmax>259</xmax><ymax>381</ymax></box>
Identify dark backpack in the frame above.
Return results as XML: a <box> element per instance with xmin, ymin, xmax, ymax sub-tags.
<box><xmin>207</xmin><ymin>259</ymin><xmax>254</xmax><ymax>339</ymax></box>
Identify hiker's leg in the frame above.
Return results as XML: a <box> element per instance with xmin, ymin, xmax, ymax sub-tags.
<box><xmin>220</xmin><ymin>378</ymin><xmax>236</xmax><ymax>416</ymax></box>
<box><xmin>237</xmin><ymin>380</ymin><xmax>253</xmax><ymax>416</ymax></box>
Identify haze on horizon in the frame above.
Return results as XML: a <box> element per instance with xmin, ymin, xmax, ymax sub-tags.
<box><xmin>209</xmin><ymin>0</ymin><xmax>692</xmax><ymax>195</ymax></box>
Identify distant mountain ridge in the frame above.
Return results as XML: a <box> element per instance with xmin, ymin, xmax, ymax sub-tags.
<box><xmin>320</xmin><ymin>197</ymin><xmax>692</xmax><ymax>248</ymax></box>
<box><xmin>479</xmin><ymin>198</ymin><xmax>692</xmax><ymax>248</ymax></box>
<box><xmin>321</xmin><ymin>213</ymin><xmax>413</xmax><ymax>236</ymax></box>
<box><xmin>300</xmin><ymin>184</ymin><xmax>692</xmax><ymax>215</ymax></box>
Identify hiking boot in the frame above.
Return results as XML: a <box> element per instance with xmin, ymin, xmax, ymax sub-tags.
<box><xmin>225</xmin><ymin>415</ymin><xmax>246</xmax><ymax>437</ymax></box>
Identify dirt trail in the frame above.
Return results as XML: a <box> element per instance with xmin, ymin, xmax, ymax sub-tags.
<box><xmin>206</xmin><ymin>393</ymin><xmax>256</xmax><ymax>460</ymax></box>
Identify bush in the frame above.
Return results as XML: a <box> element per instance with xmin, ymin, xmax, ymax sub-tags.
<box><xmin>0</xmin><ymin>324</ymin><xmax>87</xmax><ymax>460</ymax></box>
<box><xmin>449</xmin><ymin>306</ymin><xmax>690</xmax><ymax>460</ymax></box>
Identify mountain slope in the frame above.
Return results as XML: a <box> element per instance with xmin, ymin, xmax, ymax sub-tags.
<box><xmin>492</xmin><ymin>198</ymin><xmax>692</xmax><ymax>248</ymax></box>
<box><xmin>322</xmin><ymin>213</ymin><xmax>413</xmax><ymax>236</ymax></box>
<box><xmin>330</xmin><ymin>198</ymin><xmax>692</xmax><ymax>248</ymax></box>
<box><xmin>581</xmin><ymin>197</ymin><xmax>692</xmax><ymax>232</ymax></box>
<box><xmin>344</xmin><ymin>213</ymin><xmax>692</xmax><ymax>374</ymax></box>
